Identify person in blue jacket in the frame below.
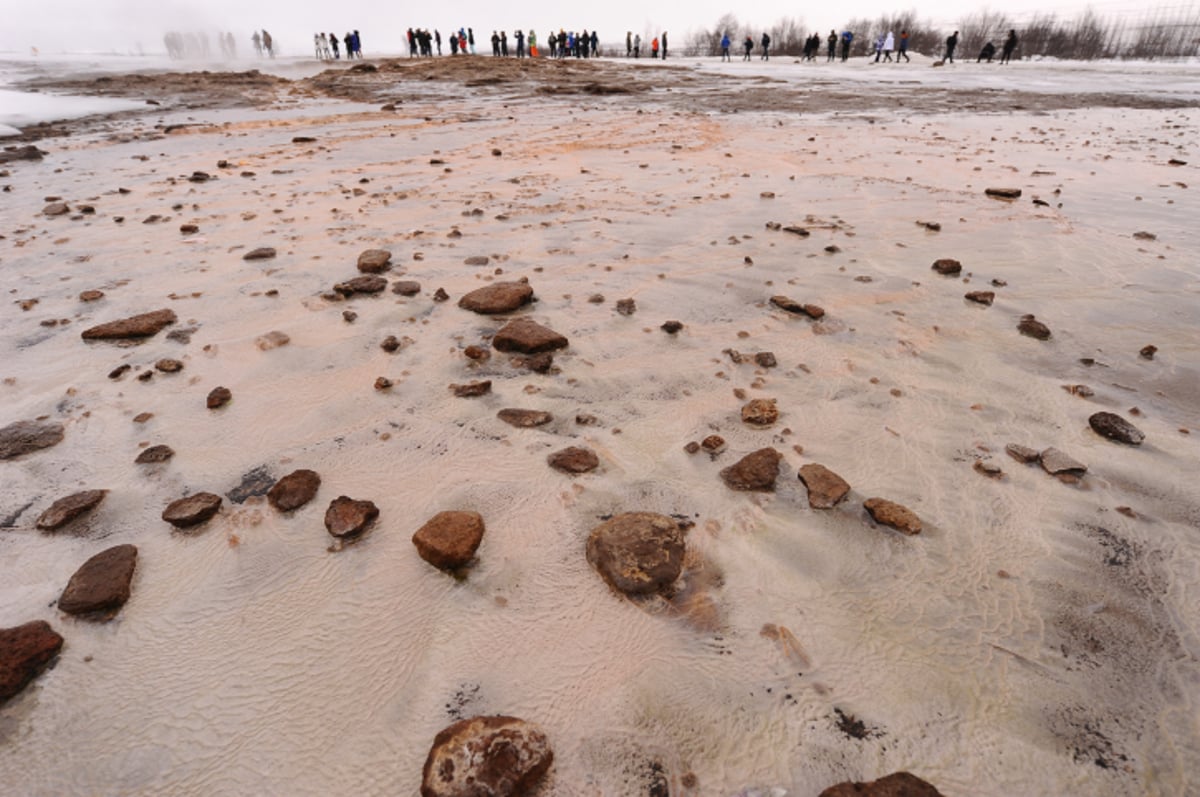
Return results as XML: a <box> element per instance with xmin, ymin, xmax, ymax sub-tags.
<box><xmin>720</xmin><ymin>32</ymin><xmax>731</xmax><ymax>61</ymax></box>
<box><xmin>840</xmin><ymin>30</ymin><xmax>853</xmax><ymax>61</ymax></box>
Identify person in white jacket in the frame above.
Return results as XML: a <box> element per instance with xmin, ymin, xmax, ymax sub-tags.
<box><xmin>880</xmin><ymin>31</ymin><xmax>895</xmax><ymax>62</ymax></box>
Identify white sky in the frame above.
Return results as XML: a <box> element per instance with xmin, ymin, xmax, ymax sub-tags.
<box><xmin>0</xmin><ymin>0</ymin><xmax>1185</xmax><ymax>55</ymax></box>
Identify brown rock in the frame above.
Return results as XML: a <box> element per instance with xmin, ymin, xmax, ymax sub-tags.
<box><xmin>661</xmin><ymin>320</ymin><xmax>684</xmax><ymax>334</ymax></box>
<box><xmin>155</xmin><ymin>358</ymin><xmax>183</xmax><ymax>373</ymax></box>
<box><xmin>333</xmin><ymin>275</ymin><xmax>388</xmax><ymax>296</ymax></box>
<box><xmin>79</xmin><ymin>290</ymin><xmax>105</xmax><ymax>302</ymax></box>
<box><xmin>256</xmin><ymin>330</ymin><xmax>290</xmax><ymax>350</ymax></box>
<box><xmin>135</xmin><ymin>444</ymin><xmax>174</xmax><ymax>464</ymax></box>
<box><xmin>586</xmin><ymin>512</ymin><xmax>686</xmax><ymax>596</ymax></box>
<box><xmin>392</xmin><ymin>280</ymin><xmax>421</xmax><ymax>296</ymax></box>
<box><xmin>207</xmin><ymin>386</ymin><xmax>232</xmax><ymax>409</ymax></box>
<box><xmin>741</xmin><ymin>398</ymin><xmax>779</xmax><ymax>427</ymax></box>
<box><xmin>798</xmin><ymin>463</ymin><xmax>851</xmax><ymax>509</ymax></box>
<box><xmin>375</xmin><ymin>377</ymin><xmax>393</xmax><ymax>391</ymax></box>
<box><xmin>985</xmin><ymin>187</ymin><xmax>1022</xmax><ymax>199</ymax></box>
<box><xmin>81</xmin><ymin>308</ymin><xmax>177</xmax><ymax>340</ymax></box>
<box><xmin>1089</xmin><ymin>411</ymin><xmax>1145</xmax><ymax>445</ymax></box>
<box><xmin>451</xmin><ymin>380</ymin><xmax>492</xmax><ymax>397</ymax></box>
<box><xmin>1040</xmin><ymin>447</ymin><xmax>1087</xmax><ymax>475</ymax></box>
<box><xmin>547</xmin><ymin>446</ymin><xmax>599</xmax><ymax>474</ymax></box>
<box><xmin>754</xmin><ymin>351</ymin><xmax>777</xmax><ymax>368</ymax></box>
<box><xmin>381</xmin><ymin>335</ymin><xmax>402</xmax><ymax>353</ymax></box>
<box><xmin>357</xmin><ymin>249</ymin><xmax>392</xmax><ymax>273</ymax></box>
<box><xmin>463</xmin><ymin>344</ymin><xmax>489</xmax><ymax>360</ymax></box>
<box><xmin>463</xmin><ymin>255</ymin><xmax>490</xmax><ymax>266</ymax></box>
<box><xmin>616</xmin><ymin>298</ymin><xmax>637</xmax><ymax>316</ymax></box>
<box><xmin>0</xmin><ymin>621</ymin><xmax>63</xmax><ymax>705</ymax></box>
<box><xmin>162</xmin><ymin>492</ymin><xmax>222</xmax><ymax>528</ymax></box>
<box><xmin>243</xmin><ymin>247</ymin><xmax>276</xmax><ymax>260</ymax></box>
<box><xmin>1140</xmin><ymin>344</ymin><xmax>1157</xmax><ymax>360</ymax></box>
<box><xmin>1005</xmin><ymin>444</ymin><xmax>1041</xmax><ymax>463</ymax></box>
<box><xmin>1018</xmin><ymin>314</ymin><xmax>1051</xmax><ymax>340</ymax></box>
<box><xmin>432</xmin><ymin>288</ymin><xmax>450</xmax><ymax>302</ymax></box>
<box><xmin>820</xmin><ymin>771</ymin><xmax>944</xmax><ymax>797</ymax></box>
<box><xmin>421</xmin><ymin>715</ymin><xmax>553</xmax><ymax>797</ymax></box>
<box><xmin>964</xmin><ymin>291</ymin><xmax>994</xmax><ymax>306</ymax></box>
<box><xmin>180</xmin><ymin>223</ymin><xmax>199</xmax><ymax>234</ymax></box>
<box><xmin>931</xmin><ymin>258</ymin><xmax>962</xmax><ymax>276</ymax></box>
<box><xmin>720</xmin><ymin>448</ymin><xmax>783</xmax><ymax>492</ymax></box>
<box><xmin>58</xmin><ymin>544</ymin><xmax>137</xmax><ymax>618</ymax></box>
<box><xmin>516</xmin><ymin>352</ymin><xmax>554</xmax><ymax>372</ymax></box>
<box><xmin>267</xmin><ymin>469</ymin><xmax>321</xmax><ymax>512</ymax></box>
<box><xmin>770</xmin><ymin>295</ymin><xmax>824</xmax><ymax>319</ymax></box>
<box><xmin>974</xmin><ymin>460</ymin><xmax>1004</xmax><ymax>478</ymax></box>
<box><xmin>701</xmin><ymin>435</ymin><xmax>726</xmax><ymax>454</ymax></box>
<box><xmin>458</xmin><ymin>282</ymin><xmax>534</xmax><ymax>314</ymax></box>
<box><xmin>863</xmin><ymin>498</ymin><xmax>922</xmax><ymax>535</ymax></box>
<box><xmin>497</xmin><ymin>409</ymin><xmax>553</xmax><ymax>428</ymax></box>
<box><xmin>324</xmin><ymin>496</ymin><xmax>379</xmax><ymax>539</ymax></box>
<box><xmin>35</xmin><ymin>489</ymin><xmax>108</xmax><ymax>531</ymax></box>
<box><xmin>492</xmin><ymin>318</ymin><xmax>568</xmax><ymax>354</ymax></box>
<box><xmin>412</xmin><ymin>510</ymin><xmax>485</xmax><ymax>571</ymax></box>
<box><xmin>43</xmin><ymin>202</ymin><xmax>70</xmax><ymax>216</ymax></box>
<box><xmin>0</xmin><ymin>420</ymin><xmax>65</xmax><ymax>460</ymax></box>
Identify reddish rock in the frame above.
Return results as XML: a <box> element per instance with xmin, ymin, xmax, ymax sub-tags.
<box><xmin>36</xmin><ymin>489</ymin><xmax>108</xmax><ymax>530</ymax></box>
<box><xmin>256</xmin><ymin>331</ymin><xmax>290</xmax><ymax>350</ymax></box>
<box><xmin>81</xmin><ymin>308</ymin><xmax>177</xmax><ymax>340</ymax></box>
<box><xmin>357</xmin><ymin>249</ymin><xmax>392</xmax><ymax>273</ymax></box>
<box><xmin>207</xmin><ymin>386</ymin><xmax>232</xmax><ymax>409</ymax></box>
<box><xmin>0</xmin><ymin>621</ymin><xmax>64</xmax><ymax>705</ymax></box>
<box><xmin>450</xmin><ymin>380</ymin><xmax>492</xmax><ymax>397</ymax></box>
<box><xmin>964</xmin><ymin>291</ymin><xmax>994</xmax><ymax>306</ymax></box>
<box><xmin>587</xmin><ymin>512</ymin><xmax>686</xmax><ymax>596</ymax></box>
<box><xmin>162</xmin><ymin>492</ymin><xmax>222</xmax><ymax>528</ymax></box>
<box><xmin>0</xmin><ymin>420</ymin><xmax>65</xmax><ymax>460</ymax></box>
<box><xmin>661</xmin><ymin>320</ymin><xmax>684</xmax><ymax>334</ymax></box>
<box><xmin>43</xmin><ymin>202</ymin><xmax>70</xmax><ymax>216</ymax></box>
<box><xmin>412</xmin><ymin>510</ymin><xmax>485</xmax><ymax>571</ymax></box>
<box><xmin>798</xmin><ymin>463</ymin><xmax>851</xmax><ymax>509</ymax></box>
<box><xmin>324</xmin><ymin>496</ymin><xmax>379</xmax><ymax>539</ymax></box>
<box><xmin>392</xmin><ymin>280</ymin><xmax>422</xmax><ymax>296</ymax></box>
<box><xmin>701</xmin><ymin>435</ymin><xmax>726</xmax><ymax>454</ymax></box>
<box><xmin>720</xmin><ymin>448</ymin><xmax>783</xmax><ymax>491</ymax></box>
<box><xmin>243</xmin><ymin>247</ymin><xmax>277</xmax><ymax>260</ymax></box>
<box><xmin>155</xmin><ymin>358</ymin><xmax>183</xmax><ymax>373</ymax></box>
<box><xmin>863</xmin><ymin>498</ymin><xmax>922</xmax><ymax>535</ymax></box>
<box><xmin>79</xmin><ymin>290</ymin><xmax>105</xmax><ymax>302</ymax></box>
<box><xmin>547</xmin><ymin>446</ymin><xmax>599</xmax><ymax>474</ymax></box>
<box><xmin>931</xmin><ymin>258</ymin><xmax>962</xmax><ymax>276</ymax></box>
<box><xmin>741</xmin><ymin>398</ymin><xmax>779</xmax><ymax>427</ymax></box>
<box><xmin>497</xmin><ymin>409</ymin><xmax>553</xmax><ymax>428</ymax></box>
<box><xmin>820</xmin><ymin>771</ymin><xmax>944</xmax><ymax>797</ymax></box>
<box><xmin>267</xmin><ymin>469</ymin><xmax>321</xmax><ymax>512</ymax></box>
<box><xmin>333</xmin><ymin>275</ymin><xmax>388</xmax><ymax>297</ymax></box>
<box><xmin>770</xmin><ymin>295</ymin><xmax>824</xmax><ymax>319</ymax></box>
<box><xmin>1005</xmin><ymin>444</ymin><xmax>1041</xmax><ymax>464</ymax></box>
<box><xmin>421</xmin><ymin>715</ymin><xmax>553</xmax><ymax>797</ymax></box>
<box><xmin>492</xmin><ymin>318</ymin><xmax>568</xmax><ymax>354</ymax></box>
<box><xmin>58</xmin><ymin>544</ymin><xmax>137</xmax><ymax>618</ymax></box>
<box><xmin>458</xmin><ymin>282</ymin><xmax>534</xmax><ymax>314</ymax></box>
<box><xmin>1018</xmin><ymin>314</ymin><xmax>1051</xmax><ymax>340</ymax></box>
<box><xmin>985</xmin><ymin>187</ymin><xmax>1022</xmax><ymax>199</ymax></box>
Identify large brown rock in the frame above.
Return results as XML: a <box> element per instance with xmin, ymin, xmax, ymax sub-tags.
<box><xmin>162</xmin><ymin>492</ymin><xmax>223</xmax><ymax>528</ymax></box>
<box><xmin>356</xmin><ymin>249</ymin><xmax>392</xmax><ymax>273</ymax></box>
<box><xmin>459</xmin><ymin>282</ymin><xmax>534</xmax><ymax>314</ymax></box>
<box><xmin>497</xmin><ymin>409</ymin><xmax>553</xmax><ymax>428</ymax></box>
<box><xmin>586</xmin><ymin>512</ymin><xmax>686</xmax><ymax>596</ymax></box>
<box><xmin>412</xmin><ymin>510</ymin><xmax>485</xmax><ymax>571</ymax></box>
<box><xmin>81</xmin><ymin>308</ymin><xmax>177</xmax><ymax>340</ymax></box>
<box><xmin>0</xmin><ymin>420</ymin><xmax>65</xmax><ymax>460</ymax></box>
<box><xmin>267</xmin><ymin>469</ymin><xmax>321</xmax><ymax>512</ymax></box>
<box><xmin>492</xmin><ymin>318</ymin><xmax>568</xmax><ymax>354</ymax></box>
<box><xmin>0</xmin><ymin>621</ymin><xmax>63</xmax><ymax>705</ymax></box>
<box><xmin>547</xmin><ymin>446</ymin><xmax>599</xmax><ymax>474</ymax></box>
<box><xmin>798</xmin><ymin>463</ymin><xmax>851</xmax><ymax>509</ymax></box>
<box><xmin>720</xmin><ymin>448</ymin><xmax>783</xmax><ymax>492</ymax></box>
<box><xmin>1088</xmin><ymin>411</ymin><xmax>1145</xmax><ymax>445</ymax></box>
<box><xmin>58</xmin><ymin>544</ymin><xmax>137</xmax><ymax>618</ymax></box>
<box><xmin>324</xmin><ymin>496</ymin><xmax>379</xmax><ymax>539</ymax></box>
<box><xmin>820</xmin><ymin>771</ymin><xmax>944</xmax><ymax>797</ymax></box>
<box><xmin>863</xmin><ymin>498</ymin><xmax>922</xmax><ymax>535</ymax></box>
<box><xmin>421</xmin><ymin>715</ymin><xmax>553</xmax><ymax>797</ymax></box>
<box><xmin>36</xmin><ymin>489</ymin><xmax>108</xmax><ymax>531</ymax></box>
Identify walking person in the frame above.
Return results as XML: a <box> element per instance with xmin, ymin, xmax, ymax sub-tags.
<box><xmin>881</xmin><ymin>31</ymin><xmax>894</xmax><ymax>62</ymax></box>
<box><xmin>743</xmin><ymin>35</ymin><xmax>753</xmax><ymax>61</ymax></box>
<box><xmin>840</xmin><ymin>30</ymin><xmax>853</xmax><ymax>62</ymax></box>
<box><xmin>1000</xmin><ymin>29</ymin><xmax>1019</xmax><ymax>64</ymax></box>
<box><xmin>761</xmin><ymin>31</ymin><xmax>770</xmax><ymax>60</ymax></box>
<box><xmin>634</xmin><ymin>34</ymin><xmax>641</xmax><ymax>58</ymax></box>
<box><xmin>720</xmin><ymin>32</ymin><xmax>731</xmax><ymax>61</ymax></box>
<box><xmin>873</xmin><ymin>33</ymin><xmax>884</xmax><ymax>62</ymax></box>
<box><xmin>897</xmin><ymin>30</ymin><xmax>910</xmax><ymax>62</ymax></box>
<box><xmin>945</xmin><ymin>31</ymin><xmax>958</xmax><ymax>63</ymax></box>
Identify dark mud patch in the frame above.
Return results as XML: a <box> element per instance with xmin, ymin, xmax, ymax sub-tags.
<box><xmin>833</xmin><ymin>707</ymin><xmax>882</xmax><ymax>740</ymax></box>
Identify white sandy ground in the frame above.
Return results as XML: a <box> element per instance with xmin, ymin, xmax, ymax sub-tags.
<box><xmin>0</xmin><ymin>64</ymin><xmax>1198</xmax><ymax>796</ymax></box>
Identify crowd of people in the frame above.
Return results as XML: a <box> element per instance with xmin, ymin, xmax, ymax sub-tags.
<box><xmin>313</xmin><ymin>31</ymin><xmax>365</xmax><ymax>60</ymax></box>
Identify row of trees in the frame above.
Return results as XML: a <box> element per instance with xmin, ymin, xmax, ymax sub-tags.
<box><xmin>683</xmin><ymin>7</ymin><xmax>1200</xmax><ymax>60</ymax></box>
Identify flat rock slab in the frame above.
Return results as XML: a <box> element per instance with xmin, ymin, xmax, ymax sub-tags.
<box><xmin>798</xmin><ymin>463</ymin><xmax>851</xmax><ymax>509</ymax></box>
<box><xmin>820</xmin><ymin>771</ymin><xmax>944</xmax><ymax>797</ymax></box>
<box><xmin>36</xmin><ymin>489</ymin><xmax>108</xmax><ymax>531</ymax></box>
<box><xmin>333</xmin><ymin>275</ymin><xmax>388</xmax><ymax>296</ymax></box>
<box><xmin>931</xmin><ymin>258</ymin><xmax>962</xmax><ymax>276</ymax></box>
<box><xmin>324</xmin><ymin>496</ymin><xmax>379</xmax><ymax>539</ymax></box>
<box><xmin>985</xmin><ymin>187</ymin><xmax>1022</xmax><ymax>199</ymax></box>
<box><xmin>1005</xmin><ymin>443</ymin><xmax>1041</xmax><ymax>463</ymax></box>
<box><xmin>255</xmin><ymin>330</ymin><xmax>290</xmax><ymax>350</ymax></box>
<box><xmin>1040</xmin><ymin>447</ymin><xmax>1087</xmax><ymax>475</ymax></box>
<box><xmin>356</xmin><ymin>249</ymin><xmax>392</xmax><ymax>273</ymax></box>
<box><xmin>81</xmin><ymin>308</ymin><xmax>177</xmax><ymax>340</ymax></box>
<box><xmin>492</xmin><ymin>318</ymin><xmax>568</xmax><ymax>354</ymax></box>
<box><xmin>0</xmin><ymin>621</ymin><xmax>64</xmax><ymax>704</ymax></box>
<box><xmin>547</xmin><ymin>446</ymin><xmax>599</xmax><ymax>474</ymax></box>
<box><xmin>412</xmin><ymin>510</ymin><xmax>485</xmax><ymax>571</ymax></box>
<box><xmin>458</xmin><ymin>282</ymin><xmax>534</xmax><ymax>314</ymax></box>
<box><xmin>267</xmin><ymin>469</ymin><xmax>321</xmax><ymax>512</ymax></box>
<box><xmin>0</xmin><ymin>420</ymin><xmax>65</xmax><ymax>460</ymax></box>
<box><xmin>586</xmin><ymin>512</ymin><xmax>686</xmax><ymax>596</ymax></box>
<box><xmin>1089</xmin><ymin>411</ymin><xmax>1145</xmax><ymax>445</ymax></box>
<box><xmin>135</xmin><ymin>445</ymin><xmax>174</xmax><ymax>464</ymax></box>
<box><xmin>864</xmin><ymin>498</ymin><xmax>922</xmax><ymax>535</ymax></box>
<box><xmin>392</xmin><ymin>280</ymin><xmax>421</xmax><ymax>296</ymax></box>
<box><xmin>421</xmin><ymin>715</ymin><xmax>553</xmax><ymax>797</ymax></box>
<box><xmin>450</xmin><ymin>380</ymin><xmax>492</xmax><ymax>397</ymax></box>
<box><xmin>162</xmin><ymin>492</ymin><xmax>222</xmax><ymax>528</ymax></box>
<box><xmin>58</xmin><ymin>544</ymin><xmax>137</xmax><ymax>619</ymax></box>
<box><xmin>498</xmin><ymin>409</ymin><xmax>553</xmax><ymax>428</ymax></box>
<box><xmin>741</xmin><ymin>398</ymin><xmax>779</xmax><ymax>427</ymax></box>
<box><xmin>243</xmin><ymin>247</ymin><xmax>276</xmax><ymax>260</ymax></box>
<box><xmin>721</xmin><ymin>448</ymin><xmax>783</xmax><ymax>491</ymax></box>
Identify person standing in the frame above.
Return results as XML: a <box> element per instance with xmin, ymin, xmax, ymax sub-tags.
<box><xmin>1000</xmin><ymin>29</ymin><xmax>1019</xmax><ymax>63</ymax></box>
<box><xmin>945</xmin><ymin>30</ymin><xmax>958</xmax><ymax>63</ymax></box>
<box><xmin>329</xmin><ymin>32</ymin><xmax>339</xmax><ymax>58</ymax></box>
<box><xmin>528</xmin><ymin>30</ymin><xmax>537</xmax><ymax>57</ymax></box>
<box><xmin>353</xmin><ymin>30</ymin><xmax>362</xmax><ymax>58</ymax></box>
<box><xmin>626</xmin><ymin>31</ymin><xmax>632</xmax><ymax>57</ymax></box>
<box><xmin>468</xmin><ymin>28</ymin><xmax>476</xmax><ymax>54</ymax></box>
<box><xmin>897</xmin><ymin>30</ymin><xmax>910</xmax><ymax>62</ymax></box>
<box><xmin>651</xmin><ymin>35</ymin><xmax>659</xmax><ymax>58</ymax></box>
<box><xmin>840</xmin><ymin>30</ymin><xmax>853</xmax><ymax>61</ymax></box>
<box><xmin>661</xmin><ymin>31</ymin><xmax>668</xmax><ymax>59</ymax></box>
<box><xmin>516</xmin><ymin>29</ymin><xmax>525</xmax><ymax>58</ymax></box>
<box><xmin>491</xmin><ymin>31</ymin><xmax>501</xmax><ymax>56</ymax></box>
<box><xmin>501</xmin><ymin>30</ymin><xmax>508</xmax><ymax>56</ymax></box>
<box><xmin>633</xmin><ymin>33</ymin><xmax>640</xmax><ymax>58</ymax></box>
<box><xmin>408</xmin><ymin>28</ymin><xmax>417</xmax><ymax>57</ymax></box>
<box><xmin>720</xmin><ymin>32</ymin><xmax>731</xmax><ymax>61</ymax></box>
<box><xmin>591</xmin><ymin>31</ymin><xmax>599</xmax><ymax>57</ymax></box>
<box><xmin>827</xmin><ymin>30</ymin><xmax>837</xmax><ymax>61</ymax></box>
<box><xmin>743</xmin><ymin>35</ymin><xmax>753</xmax><ymax>60</ymax></box>
<box><xmin>761</xmin><ymin>31</ymin><xmax>770</xmax><ymax>60</ymax></box>
<box><xmin>435</xmin><ymin>29</ymin><xmax>442</xmax><ymax>55</ymax></box>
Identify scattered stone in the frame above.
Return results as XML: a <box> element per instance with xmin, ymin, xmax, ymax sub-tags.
<box><xmin>770</xmin><ymin>295</ymin><xmax>824</xmax><ymax>319</ymax></box>
<box><xmin>254</xmin><ymin>330</ymin><xmax>290</xmax><ymax>351</ymax></box>
<box><xmin>492</xmin><ymin>318</ymin><xmax>568</xmax><ymax>354</ymax></box>
<box><xmin>43</xmin><ymin>202</ymin><xmax>70</xmax><ymax>216</ymax></box>
<box><xmin>1132</xmin><ymin>231</ymin><xmax>1157</xmax><ymax>241</ymax></box>
<box><xmin>973</xmin><ymin>460</ymin><xmax>1004</xmax><ymax>478</ymax></box>
<box><xmin>133</xmin><ymin>412</ymin><xmax>154</xmax><ymax>423</ymax></box>
<box><xmin>586</xmin><ymin>512</ymin><xmax>686</xmax><ymax>596</ymax></box>
<box><xmin>863</xmin><ymin>498</ymin><xmax>922</xmax><ymax>535</ymax></box>
<box><xmin>207</xmin><ymin>386</ymin><xmax>232</xmax><ymax>409</ymax></box>
<box><xmin>451</xmin><ymin>380</ymin><xmax>492</xmax><ymax>397</ymax></box>
<box><xmin>227</xmin><ymin>465</ymin><xmax>275</xmax><ymax>503</ymax></box>
<box><xmin>421</xmin><ymin>715</ymin><xmax>553</xmax><ymax>797</ymax></box>
<box><xmin>985</xmin><ymin>187</ymin><xmax>1022</xmax><ymax>199</ymax></box>
<box><xmin>162</xmin><ymin>492</ymin><xmax>222</xmax><ymax>528</ymax></box>
<box><xmin>81</xmin><ymin>308</ymin><xmax>177</xmax><ymax>340</ymax></box>
<box><xmin>381</xmin><ymin>336</ymin><xmax>402</xmax><ymax>353</ymax></box>
<box><xmin>324</xmin><ymin>496</ymin><xmax>379</xmax><ymax>540</ymax></box>
<box><xmin>1089</xmin><ymin>411</ymin><xmax>1145</xmax><ymax>445</ymax></box>
<box><xmin>463</xmin><ymin>256</ymin><xmax>490</xmax><ymax>266</ymax></box>
<box><xmin>343</xmin><ymin>310</ymin><xmax>358</xmax><ymax>323</ymax></box>
<box><xmin>931</xmin><ymin>258</ymin><xmax>962</xmax><ymax>276</ymax></box>
<box><xmin>661</xmin><ymin>320</ymin><xmax>683</xmax><ymax>334</ymax></box>
<box><xmin>819</xmin><ymin>771</ymin><xmax>944</xmax><ymax>797</ymax></box>
<box><xmin>701</xmin><ymin>435</ymin><xmax>726</xmax><ymax>454</ymax></box>
<box><xmin>798</xmin><ymin>463</ymin><xmax>851</xmax><ymax>509</ymax></box>
<box><xmin>965</xmin><ymin>291</ymin><xmax>994</xmax><ymax>306</ymax></box>
<box><xmin>79</xmin><ymin>290</ymin><xmax>104</xmax><ymax>302</ymax></box>
<box><xmin>547</xmin><ymin>446</ymin><xmax>599</xmax><ymax>474</ymax></box>
<box><xmin>754</xmin><ymin>351</ymin><xmax>777</xmax><ymax>368</ymax></box>
<box><xmin>188</xmin><ymin>171</ymin><xmax>211</xmax><ymax>182</ymax></box>
<box><xmin>463</xmin><ymin>344</ymin><xmax>488</xmax><ymax>360</ymax></box>
<box><xmin>1040</xmin><ymin>447</ymin><xmax>1087</xmax><ymax>476</ymax></box>
<box><xmin>108</xmin><ymin>364</ymin><xmax>132</xmax><ymax>380</ymax></box>
<box><xmin>920</xmin><ymin>221</ymin><xmax>942</xmax><ymax>231</ymax></box>
<box><xmin>720</xmin><ymin>447</ymin><xmax>783</xmax><ymax>492</ymax></box>
<box><xmin>1063</xmin><ymin>384</ymin><xmax>1094</xmax><ymax>397</ymax></box>
<box><xmin>356</xmin><ymin>249</ymin><xmax>392</xmax><ymax>273</ymax></box>
<box><xmin>155</xmin><ymin>358</ymin><xmax>183</xmax><ymax>373</ymax></box>
<box><xmin>516</xmin><ymin>352</ymin><xmax>554</xmax><ymax>372</ymax></box>
<box><xmin>497</xmin><ymin>409</ymin><xmax>553</xmax><ymax>427</ymax></box>
<box><xmin>135</xmin><ymin>444</ymin><xmax>175</xmax><ymax>464</ymax></box>
<box><xmin>432</xmin><ymin>288</ymin><xmax>450</xmax><ymax>302</ymax></box>
<box><xmin>1168</xmin><ymin>158</ymin><xmax>1187</xmax><ymax>166</ymax></box>
<box><xmin>1017</xmin><ymin>314</ymin><xmax>1051</xmax><ymax>340</ymax></box>
<box><xmin>741</xmin><ymin>398</ymin><xmax>779</xmax><ymax>427</ymax></box>
<box><xmin>375</xmin><ymin>377</ymin><xmax>393</xmax><ymax>390</ymax></box>
<box><xmin>684</xmin><ymin>441</ymin><xmax>701</xmax><ymax>454</ymax></box>
<box><xmin>1140</xmin><ymin>344</ymin><xmax>1157</xmax><ymax>360</ymax></box>
<box><xmin>180</xmin><ymin>223</ymin><xmax>199</xmax><ymax>234</ymax></box>
<box><xmin>616</xmin><ymin>298</ymin><xmax>637</xmax><ymax>316</ymax></box>
<box><xmin>0</xmin><ymin>621</ymin><xmax>63</xmax><ymax>705</ymax></box>
<box><xmin>0</xmin><ymin>420</ymin><xmax>65</xmax><ymax>460</ymax></box>
<box><xmin>392</xmin><ymin>280</ymin><xmax>421</xmax><ymax>296</ymax></box>
<box><xmin>293</xmin><ymin>136</ymin><xmax>317</xmax><ymax>143</ymax></box>
<box><xmin>166</xmin><ymin>327</ymin><xmax>196</xmax><ymax>344</ymax></box>
<box><xmin>35</xmin><ymin>489</ymin><xmax>108</xmax><ymax>531</ymax></box>
<box><xmin>458</xmin><ymin>282</ymin><xmax>533</xmax><ymax>314</ymax></box>
<box><xmin>588</xmin><ymin>293</ymin><xmax>605</xmax><ymax>304</ymax></box>
<box><xmin>242</xmin><ymin>247</ymin><xmax>276</xmax><ymax>261</ymax></box>
<box><xmin>267</xmin><ymin>469</ymin><xmax>321</xmax><ymax>512</ymax></box>
<box><xmin>57</xmin><ymin>544</ymin><xmax>137</xmax><ymax>619</ymax></box>
<box><xmin>412</xmin><ymin>510</ymin><xmax>485</xmax><ymax>571</ymax></box>
<box><xmin>1005</xmin><ymin>444</ymin><xmax>1041</xmax><ymax>464</ymax></box>
<box><xmin>333</xmin><ymin>275</ymin><xmax>388</xmax><ymax>296</ymax></box>
<box><xmin>782</xmin><ymin>225</ymin><xmax>810</xmax><ymax>237</ymax></box>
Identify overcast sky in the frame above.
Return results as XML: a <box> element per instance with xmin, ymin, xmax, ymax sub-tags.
<box><xmin>0</xmin><ymin>0</ymin><xmax>1170</xmax><ymax>55</ymax></box>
